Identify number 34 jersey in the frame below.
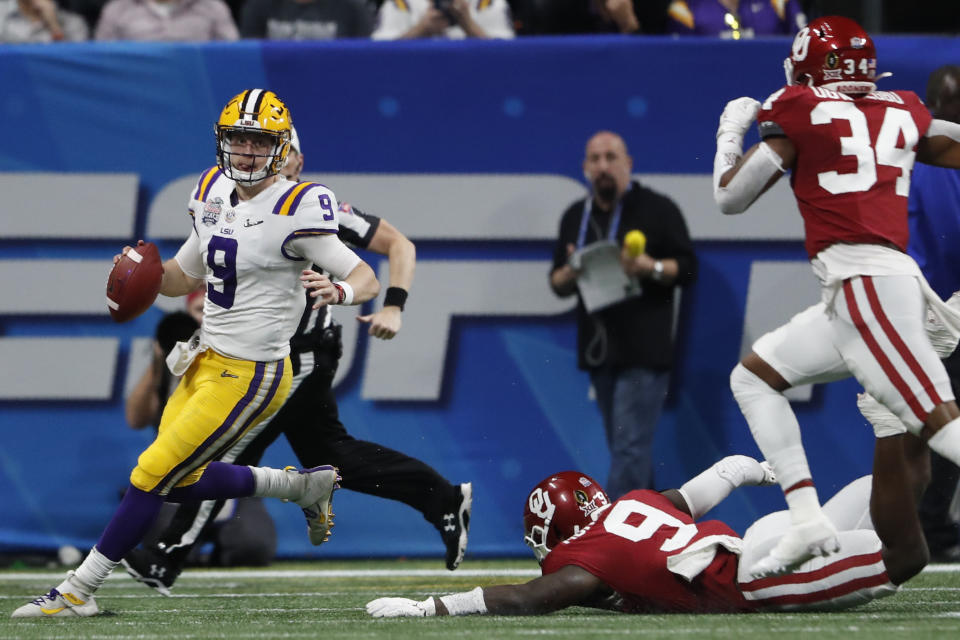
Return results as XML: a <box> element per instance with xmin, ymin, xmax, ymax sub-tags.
<box><xmin>176</xmin><ymin>168</ymin><xmax>347</xmax><ymax>362</ymax></box>
<box><xmin>541</xmin><ymin>490</ymin><xmax>753</xmax><ymax>613</ymax></box>
<box><xmin>758</xmin><ymin>85</ymin><xmax>932</xmax><ymax>259</ymax></box>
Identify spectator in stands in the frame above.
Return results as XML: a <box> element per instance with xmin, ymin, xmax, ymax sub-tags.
<box><xmin>0</xmin><ymin>0</ymin><xmax>88</xmax><ymax>41</ymax></box>
<box><xmin>667</xmin><ymin>0</ymin><xmax>805</xmax><ymax>37</ymax></box>
<box><xmin>511</xmin><ymin>0</ymin><xmax>669</xmax><ymax>35</ymax></box>
<box><xmin>95</xmin><ymin>0</ymin><xmax>238</xmax><ymax>40</ymax></box>
<box><xmin>241</xmin><ymin>0</ymin><xmax>373</xmax><ymax>39</ymax></box>
<box><xmin>372</xmin><ymin>0</ymin><xmax>513</xmax><ymax>40</ymax></box>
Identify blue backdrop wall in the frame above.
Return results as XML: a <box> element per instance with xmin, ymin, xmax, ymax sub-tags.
<box><xmin>1</xmin><ymin>35</ymin><xmax>957</xmax><ymax>560</ymax></box>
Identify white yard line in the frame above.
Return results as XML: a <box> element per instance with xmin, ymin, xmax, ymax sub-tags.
<box><xmin>5</xmin><ymin>565</ymin><xmax>960</xmax><ymax>582</ymax></box>
<box><xmin>0</xmin><ymin>567</ymin><xmax>542</xmax><ymax>581</ymax></box>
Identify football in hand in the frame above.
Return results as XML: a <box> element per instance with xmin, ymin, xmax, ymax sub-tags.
<box><xmin>106</xmin><ymin>242</ymin><xmax>163</xmax><ymax>323</ymax></box>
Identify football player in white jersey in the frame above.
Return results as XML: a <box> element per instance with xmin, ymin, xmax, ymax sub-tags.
<box><xmin>13</xmin><ymin>88</ymin><xmax>379</xmax><ymax>618</ymax></box>
<box><xmin>120</xmin><ymin>127</ymin><xmax>471</xmax><ymax>595</ymax></box>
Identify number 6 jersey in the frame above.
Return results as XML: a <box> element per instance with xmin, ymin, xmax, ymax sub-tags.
<box><xmin>757</xmin><ymin>85</ymin><xmax>932</xmax><ymax>259</ymax></box>
<box><xmin>174</xmin><ymin>169</ymin><xmax>360</xmax><ymax>362</ymax></box>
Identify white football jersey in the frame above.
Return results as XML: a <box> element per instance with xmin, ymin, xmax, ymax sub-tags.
<box><xmin>175</xmin><ymin>167</ymin><xmax>357</xmax><ymax>362</ymax></box>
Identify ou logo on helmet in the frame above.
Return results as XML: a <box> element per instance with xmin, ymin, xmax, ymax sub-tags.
<box><xmin>528</xmin><ymin>487</ymin><xmax>556</xmax><ymax>522</ymax></box>
<box><xmin>791</xmin><ymin>26</ymin><xmax>812</xmax><ymax>61</ymax></box>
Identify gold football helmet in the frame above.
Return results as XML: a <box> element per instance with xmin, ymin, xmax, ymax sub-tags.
<box><xmin>215</xmin><ymin>89</ymin><xmax>292</xmax><ymax>185</ymax></box>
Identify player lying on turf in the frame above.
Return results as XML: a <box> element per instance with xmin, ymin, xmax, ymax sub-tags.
<box><xmin>368</xmin><ymin>444</ymin><xmax>926</xmax><ymax>616</ymax></box>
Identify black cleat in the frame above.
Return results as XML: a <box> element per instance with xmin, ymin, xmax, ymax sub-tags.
<box><xmin>439</xmin><ymin>483</ymin><xmax>472</xmax><ymax>571</ymax></box>
<box><xmin>120</xmin><ymin>547</ymin><xmax>181</xmax><ymax>597</ymax></box>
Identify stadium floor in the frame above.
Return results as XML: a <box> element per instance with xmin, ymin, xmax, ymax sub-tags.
<box><xmin>1</xmin><ymin>558</ymin><xmax>959</xmax><ymax>639</ymax></box>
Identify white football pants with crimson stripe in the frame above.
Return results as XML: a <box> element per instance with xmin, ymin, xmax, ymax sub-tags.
<box><xmin>753</xmin><ymin>274</ymin><xmax>953</xmax><ymax>431</ymax></box>
<box><xmin>737</xmin><ymin>476</ymin><xmax>897</xmax><ymax>610</ymax></box>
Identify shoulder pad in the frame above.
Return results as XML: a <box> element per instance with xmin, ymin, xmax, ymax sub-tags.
<box><xmin>272</xmin><ymin>181</ymin><xmax>329</xmax><ymax>217</ymax></box>
<box><xmin>275</xmin><ymin>182</ymin><xmax>339</xmax><ymax>234</ymax></box>
<box><xmin>193</xmin><ymin>166</ymin><xmax>223</xmax><ymax>203</ymax></box>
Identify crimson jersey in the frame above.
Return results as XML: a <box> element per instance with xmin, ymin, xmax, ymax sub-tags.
<box><xmin>757</xmin><ymin>85</ymin><xmax>932</xmax><ymax>258</ymax></box>
<box><xmin>541</xmin><ymin>490</ymin><xmax>753</xmax><ymax>613</ymax></box>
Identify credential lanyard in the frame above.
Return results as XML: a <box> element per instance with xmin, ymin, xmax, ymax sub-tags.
<box><xmin>576</xmin><ymin>198</ymin><xmax>623</xmax><ymax>249</ymax></box>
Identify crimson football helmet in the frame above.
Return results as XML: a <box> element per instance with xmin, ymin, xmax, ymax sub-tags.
<box><xmin>523</xmin><ymin>471</ymin><xmax>610</xmax><ymax>563</ymax></box>
<box><xmin>784</xmin><ymin>16</ymin><xmax>886</xmax><ymax>95</ymax></box>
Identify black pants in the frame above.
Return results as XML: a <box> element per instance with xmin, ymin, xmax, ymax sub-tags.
<box><xmin>918</xmin><ymin>347</ymin><xmax>960</xmax><ymax>554</ymax></box>
<box><xmin>156</xmin><ymin>364</ymin><xmax>456</xmax><ymax>564</ymax></box>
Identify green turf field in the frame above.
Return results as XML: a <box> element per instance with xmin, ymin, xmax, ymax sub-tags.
<box><xmin>2</xmin><ymin>558</ymin><xmax>959</xmax><ymax>639</ymax></box>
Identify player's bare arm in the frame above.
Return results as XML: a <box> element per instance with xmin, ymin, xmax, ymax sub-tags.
<box><xmin>341</xmin><ymin>261</ymin><xmax>379</xmax><ymax>303</ymax></box>
<box><xmin>366</xmin><ymin>565</ymin><xmax>605</xmax><ymax>618</ymax></box>
<box><xmin>302</xmin><ymin>261</ymin><xmax>379</xmax><ymax>307</ymax></box>
<box><xmin>917</xmin><ymin>118</ymin><xmax>960</xmax><ymax>168</ymax></box>
<box><xmin>468</xmin><ymin>566</ymin><xmax>606</xmax><ymax>615</ymax></box>
<box><xmin>159</xmin><ymin>258</ymin><xmax>204</xmax><ymax>297</ymax></box>
<box><xmin>357</xmin><ymin>218</ymin><xmax>415</xmax><ymax>339</ymax></box>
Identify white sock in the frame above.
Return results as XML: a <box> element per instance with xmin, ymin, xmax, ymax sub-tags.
<box><xmin>784</xmin><ymin>486</ymin><xmax>825</xmax><ymax>524</ymax></box>
<box><xmin>730</xmin><ymin>364</ymin><xmax>823</xmax><ymax>521</ymax></box>
<box><xmin>928</xmin><ymin>417</ymin><xmax>960</xmax><ymax>465</ymax></box>
<box><xmin>66</xmin><ymin>546</ymin><xmax>117</xmax><ymax>596</ymax></box>
<box><xmin>249</xmin><ymin>466</ymin><xmax>300</xmax><ymax>502</ymax></box>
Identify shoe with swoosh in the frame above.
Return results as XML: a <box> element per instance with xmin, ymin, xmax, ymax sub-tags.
<box><xmin>11</xmin><ymin>583</ymin><xmax>99</xmax><ymax>618</ymax></box>
<box><xmin>289</xmin><ymin>465</ymin><xmax>340</xmax><ymax>545</ymax></box>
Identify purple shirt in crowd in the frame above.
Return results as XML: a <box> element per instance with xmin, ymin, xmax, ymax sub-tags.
<box><xmin>667</xmin><ymin>0</ymin><xmax>805</xmax><ymax>37</ymax></box>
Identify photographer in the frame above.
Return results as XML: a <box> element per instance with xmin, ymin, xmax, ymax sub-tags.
<box><xmin>372</xmin><ymin>0</ymin><xmax>513</xmax><ymax>40</ymax></box>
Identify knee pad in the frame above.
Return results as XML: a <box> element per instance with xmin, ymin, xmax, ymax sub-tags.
<box><xmin>730</xmin><ymin>363</ymin><xmax>776</xmax><ymax>405</ymax></box>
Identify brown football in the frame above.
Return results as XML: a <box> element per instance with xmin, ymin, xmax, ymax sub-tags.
<box><xmin>106</xmin><ymin>242</ymin><xmax>163</xmax><ymax>323</ymax></box>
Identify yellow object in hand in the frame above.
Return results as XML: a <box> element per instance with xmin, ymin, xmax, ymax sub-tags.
<box><xmin>624</xmin><ymin>230</ymin><xmax>646</xmax><ymax>257</ymax></box>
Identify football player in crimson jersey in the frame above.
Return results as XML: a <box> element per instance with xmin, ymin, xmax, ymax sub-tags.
<box><xmin>711</xmin><ymin>15</ymin><xmax>960</xmax><ymax>579</ymax></box>
<box><xmin>367</xmin><ymin>444</ymin><xmax>921</xmax><ymax>618</ymax></box>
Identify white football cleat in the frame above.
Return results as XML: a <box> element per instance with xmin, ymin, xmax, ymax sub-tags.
<box><xmin>11</xmin><ymin>585</ymin><xmax>99</xmax><ymax>618</ymax></box>
<box><xmin>749</xmin><ymin>515</ymin><xmax>841</xmax><ymax>578</ymax></box>
<box><xmin>290</xmin><ymin>465</ymin><xmax>340</xmax><ymax>545</ymax></box>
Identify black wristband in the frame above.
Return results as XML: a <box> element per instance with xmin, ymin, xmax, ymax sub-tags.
<box><xmin>384</xmin><ymin>286</ymin><xmax>408</xmax><ymax>311</ymax></box>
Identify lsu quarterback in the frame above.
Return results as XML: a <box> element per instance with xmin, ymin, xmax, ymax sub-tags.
<box><xmin>13</xmin><ymin>89</ymin><xmax>379</xmax><ymax>618</ymax></box>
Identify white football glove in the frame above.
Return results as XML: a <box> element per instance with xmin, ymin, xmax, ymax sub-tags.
<box><xmin>717</xmin><ymin>97</ymin><xmax>761</xmax><ymax>140</ymax></box>
<box><xmin>857</xmin><ymin>392</ymin><xmax>909</xmax><ymax>438</ymax></box>
<box><xmin>926</xmin><ymin>292</ymin><xmax>960</xmax><ymax>358</ymax></box>
<box><xmin>715</xmin><ymin>454</ymin><xmax>776</xmax><ymax>487</ymax></box>
<box><xmin>366</xmin><ymin>597</ymin><xmax>436</xmax><ymax>618</ymax></box>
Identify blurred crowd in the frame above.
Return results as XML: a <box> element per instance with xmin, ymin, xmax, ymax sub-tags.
<box><xmin>6</xmin><ymin>0</ymin><xmax>948</xmax><ymax>45</ymax></box>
